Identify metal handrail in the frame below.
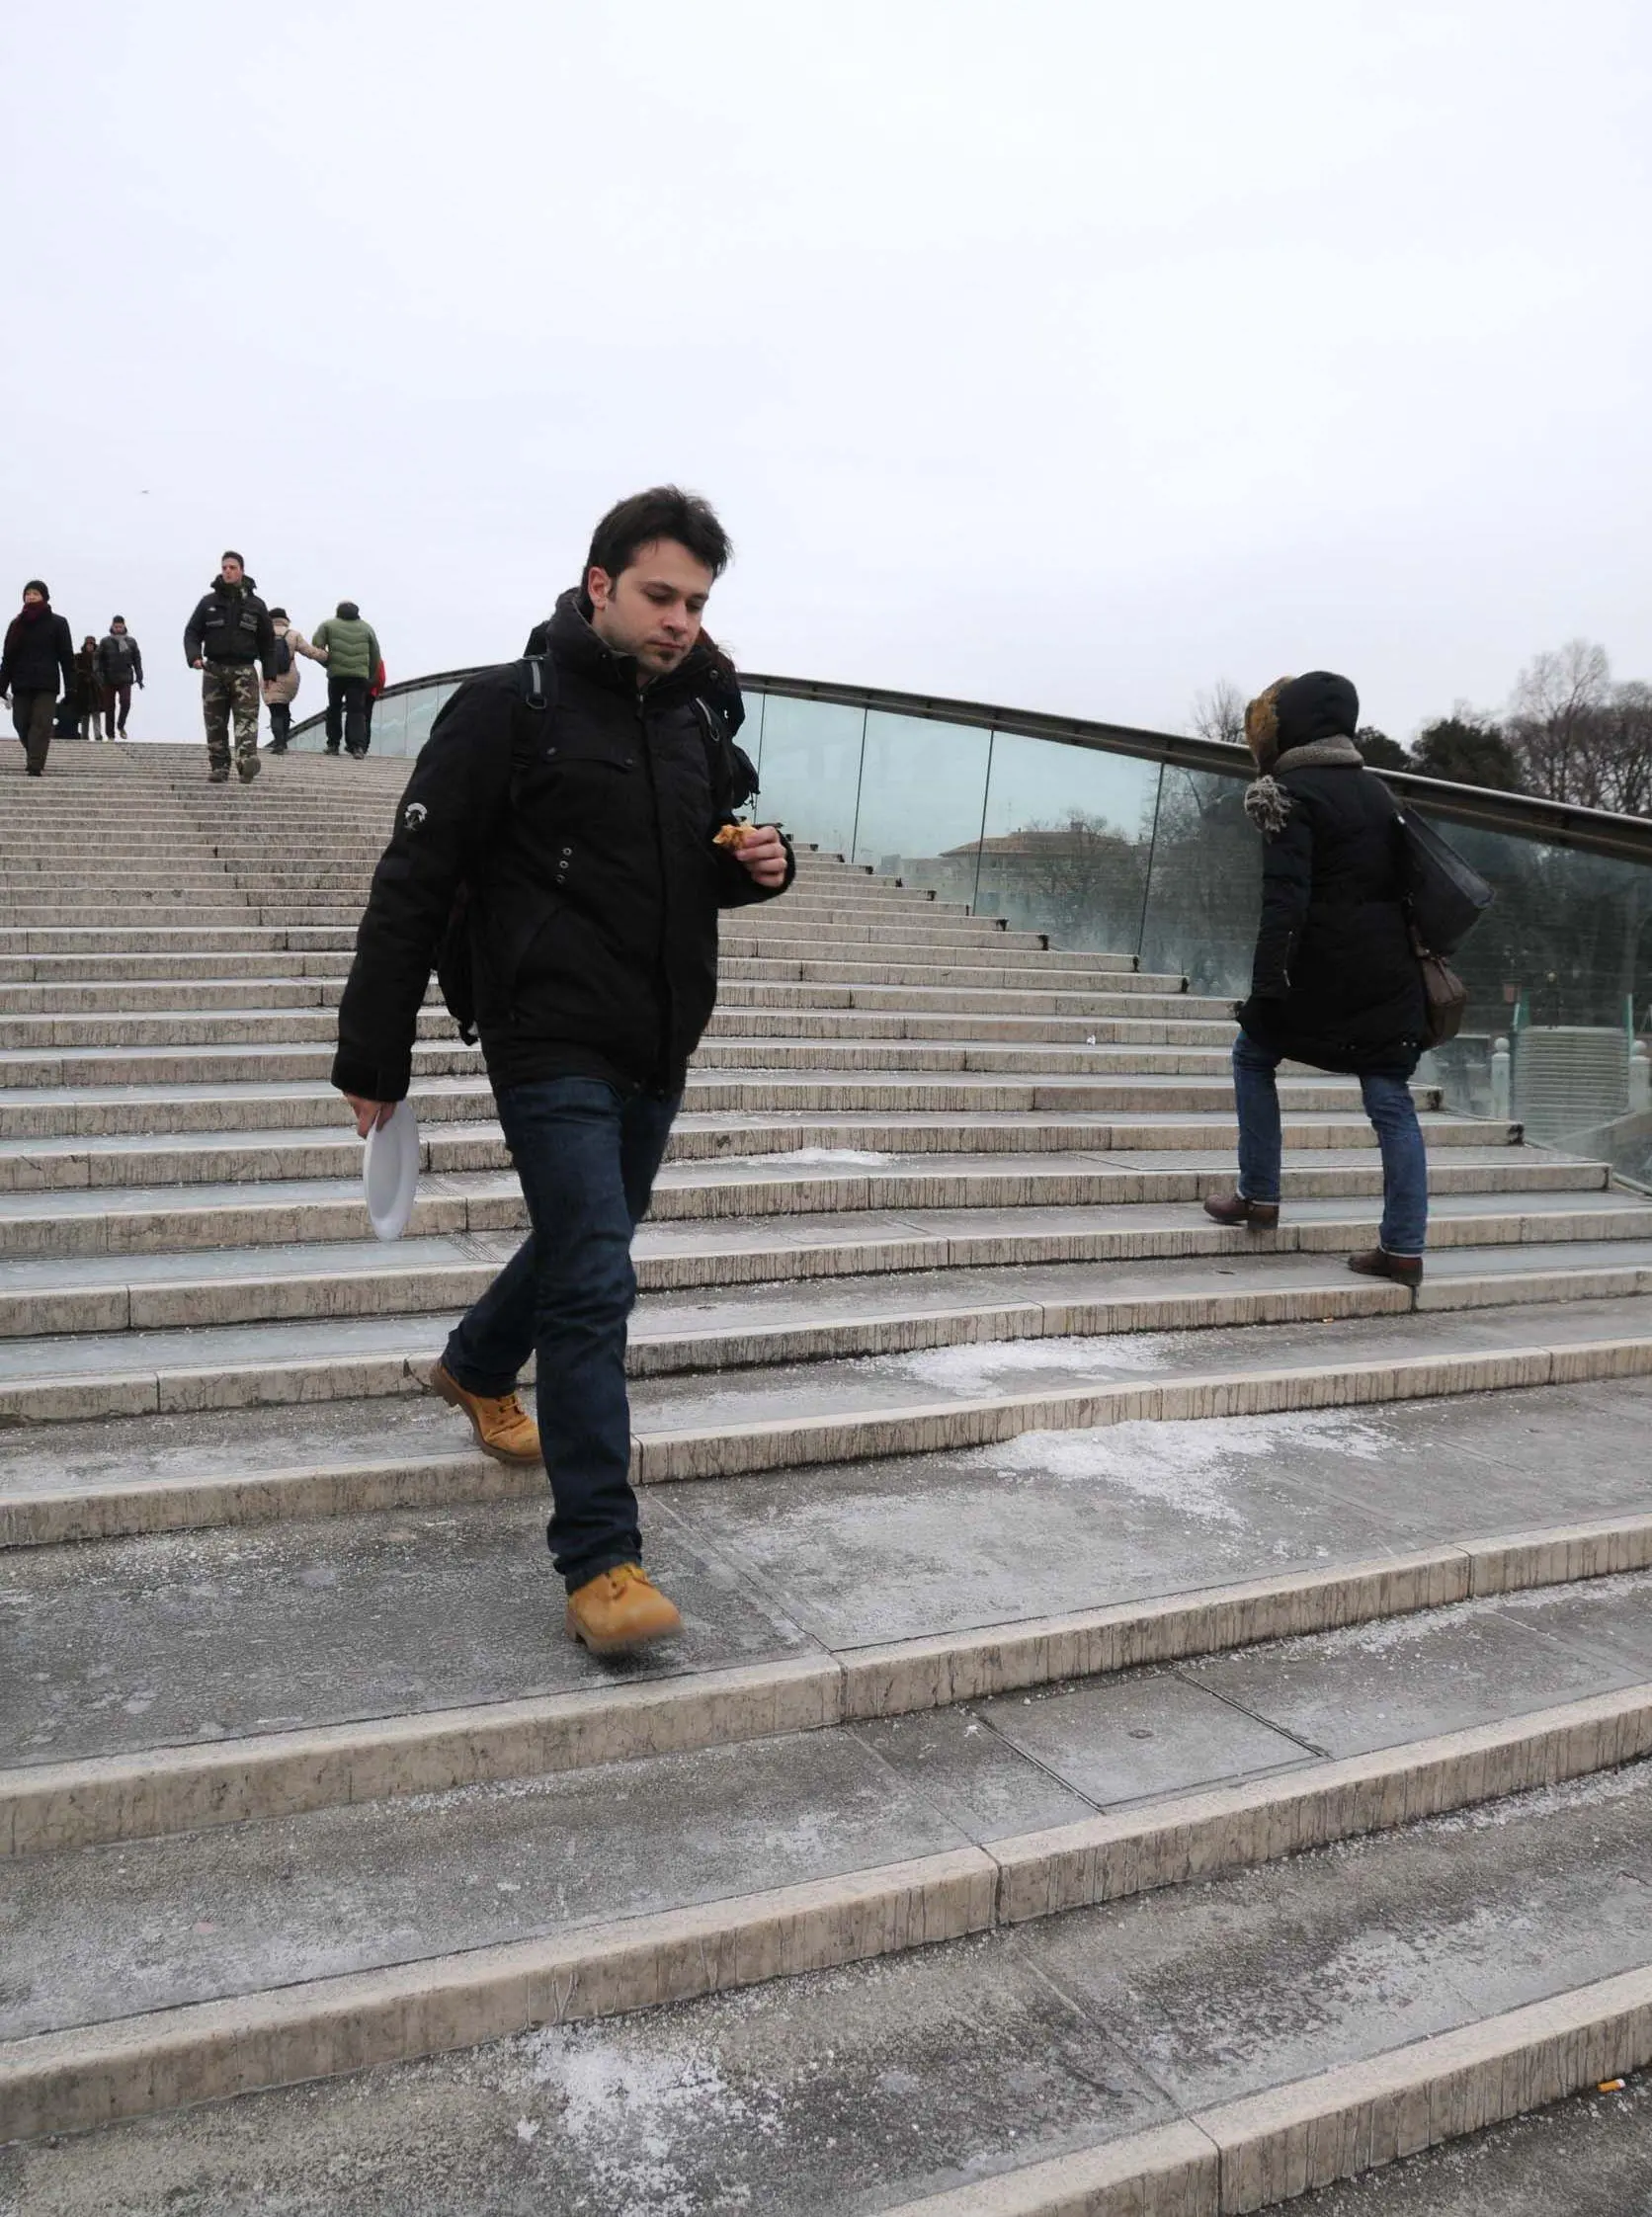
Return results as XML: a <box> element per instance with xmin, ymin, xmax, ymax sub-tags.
<box><xmin>293</xmin><ymin>664</ymin><xmax>1652</xmax><ymax>866</ymax></box>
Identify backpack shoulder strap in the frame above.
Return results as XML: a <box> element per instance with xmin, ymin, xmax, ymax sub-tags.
<box><xmin>691</xmin><ymin>690</ymin><xmax>758</xmax><ymax>812</ymax></box>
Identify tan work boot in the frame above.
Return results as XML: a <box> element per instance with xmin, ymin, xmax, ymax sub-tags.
<box><xmin>429</xmin><ymin>1359</ymin><xmax>541</xmax><ymax>1463</ymax></box>
<box><xmin>565</xmin><ymin>1563</ymin><xmax>682</xmax><ymax>1656</ymax></box>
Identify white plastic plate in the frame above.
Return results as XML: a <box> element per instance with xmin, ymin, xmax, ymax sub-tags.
<box><xmin>363</xmin><ymin>1102</ymin><xmax>419</xmax><ymax>1242</ymax></box>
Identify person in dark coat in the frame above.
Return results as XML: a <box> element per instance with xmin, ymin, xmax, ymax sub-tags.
<box><xmin>74</xmin><ymin>636</ymin><xmax>102</xmax><ymax>741</ymax></box>
<box><xmin>0</xmin><ymin>581</ymin><xmax>76</xmax><ymax>777</ymax></box>
<box><xmin>96</xmin><ymin>616</ymin><xmax>145</xmax><ymax>738</ymax></box>
<box><xmin>1203</xmin><ymin>671</ymin><xmax>1429</xmax><ymax>1284</ymax></box>
<box><xmin>333</xmin><ymin>486</ymin><xmax>794</xmax><ymax>1657</ymax></box>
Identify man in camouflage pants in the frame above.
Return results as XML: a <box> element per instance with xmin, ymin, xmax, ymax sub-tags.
<box><xmin>183</xmin><ymin>551</ymin><xmax>278</xmax><ymax>783</ymax></box>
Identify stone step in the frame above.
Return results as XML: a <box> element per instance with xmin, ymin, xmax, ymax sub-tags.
<box><xmin>1</xmin><ymin>1239</ymin><xmax>1648</xmax><ymax>1438</ymax></box>
<box><xmin>7</xmin><ymin>1927</ymin><xmax>1649</xmax><ymax>2211</ymax></box>
<box><xmin>1</xmin><ymin>1571</ymin><xmax>1648</xmax><ymax>2142</ymax></box>
<box><xmin>0</xmin><ymin>935</ymin><xmax>1171</xmax><ymax>997</ymax></box>
<box><xmin>0</xmin><ymin>998</ymin><xmax>1241</xmax><ymax>1055</ymax></box>
<box><xmin>0</xmin><ymin>1130</ymin><xmax>1553</xmax><ymax>1254</ymax></box>
<box><xmin>0</xmin><ymin>1069</ymin><xmax>1448</xmax><ymax>1132</ymax></box>
<box><xmin>0</xmin><ymin>1115</ymin><xmax>1535</xmax><ymax>1193</ymax></box>
<box><xmin>2</xmin><ymin>1250</ymin><xmax>1649</xmax><ymax>1480</ymax></box>
<box><xmin>0</xmin><ymin>1179</ymin><xmax>1626</xmax><ymax>1339</ymax></box>
<box><xmin>6</xmin><ymin>1421</ymin><xmax>1649</xmax><ymax>1834</ymax></box>
<box><xmin>0</xmin><ymin>959</ymin><xmax>1225</xmax><ymax>1024</ymax></box>
<box><xmin>0</xmin><ymin>1007</ymin><xmax>1236</xmax><ymax>1053</ymax></box>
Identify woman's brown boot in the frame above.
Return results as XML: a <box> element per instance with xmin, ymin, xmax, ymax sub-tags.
<box><xmin>1202</xmin><ymin>1192</ymin><xmax>1280</xmax><ymax>1230</ymax></box>
<box><xmin>1348</xmin><ymin>1248</ymin><xmax>1424</xmax><ymax>1288</ymax></box>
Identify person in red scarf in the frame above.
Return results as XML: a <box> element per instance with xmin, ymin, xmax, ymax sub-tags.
<box><xmin>0</xmin><ymin>582</ymin><xmax>76</xmax><ymax>777</ymax></box>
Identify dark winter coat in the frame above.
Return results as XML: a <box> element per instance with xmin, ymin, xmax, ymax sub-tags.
<box><xmin>1236</xmin><ymin>735</ymin><xmax>1425</xmax><ymax>1077</ymax></box>
<box><xmin>0</xmin><ymin>605</ymin><xmax>75</xmax><ymax>698</ymax></box>
<box><xmin>97</xmin><ymin>632</ymin><xmax>144</xmax><ymax>688</ymax></box>
<box><xmin>73</xmin><ymin>646</ymin><xmax>101</xmax><ymax>712</ymax></box>
<box><xmin>334</xmin><ymin>590</ymin><xmax>795</xmax><ymax>1104</ymax></box>
<box><xmin>183</xmin><ymin>580</ymin><xmax>277</xmax><ymax>673</ymax></box>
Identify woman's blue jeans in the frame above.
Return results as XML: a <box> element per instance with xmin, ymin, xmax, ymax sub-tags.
<box><xmin>440</xmin><ymin>1077</ymin><xmax>679</xmax><ymax>1592</ymax></box>
<box><xmin>1231</xmin><ymin>1031</ymin><xmax>1429</xmax><ymax>1256</ymax></box>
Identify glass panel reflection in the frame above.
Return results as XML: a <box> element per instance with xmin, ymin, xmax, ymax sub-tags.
<box><xmin>1137</xmin><ymin>768</ymin><xmax>1258</xmax><ymax>998</ymax></box>
<box><xmin>973</xmin><ymin>730</ymin><xmax>1160</xmax><ymax>955</ymax></box>
<box><xmin>1406</xmin><ymin>811</ymin><xmax>1652</xmax><ymax>1173</ymax></box>
<box><xmin>852</xmin><ymin>713</ymin><xmax>992</xmax><ymax>899</ymax></box>
<box><xmin>750</xmin><ymin>696</ymin><xmax>864</xmax><ymax>858</ymax></box>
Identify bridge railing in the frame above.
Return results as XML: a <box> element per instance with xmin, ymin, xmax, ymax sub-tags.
<box><xmin>293</xmin><ymin>668</ymin><xmax>1652</xmax><ymax>1178</ymax></box>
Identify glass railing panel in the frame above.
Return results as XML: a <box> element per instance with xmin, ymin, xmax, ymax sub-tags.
<box><xmin>972</xmin><ymin>730</ymin><xmax>1161</xmax><ymax>957</ymax></box>
<box><xmin>751</xmin><ymin>695</ymin><xmax>866</xmax><ymax>858</ymax></box>
<box><xmin>367</xmin><ymin>691</ymin><xmax>409</xmax><ymax>756</ymax></box>
<box><xmin>850</xmin><ymin>712</ymin><xmax>992</xmax><ymax>900</ymax></box>
<box><xmin>1405</xmin><ymin>810</ymin><xmax>1652</xmax><ymax>1163</ymax></box>
<box><xmin>1137</xmin><ymin>767</ymin><xmax>1258</xmax><ymax>998</ymax></box>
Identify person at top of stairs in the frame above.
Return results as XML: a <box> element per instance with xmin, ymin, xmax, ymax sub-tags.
<box><xmin>183</xmin><ymin>551</ymin><xmax>278</xmax><ymax>786</ymax></box>
<box><xmin>309</xmin><ymin>600</ymin><xmax>383</xmax><ymax>759</ymax></box>
<box><xmin>331</xmin><ymin>485</ymin><xmax>795</xmax><ymax>1657</ymax></box>
<box><xmin>95</xmin><ymin>615</ymin><xmax>144</xmax><ymax>738</ymax></box>
<box><xmin>0</xmin><ymin>579</ymin><xmax>76</xmax><ymax>777</ymax></box>
<box><xmin>261</xmin><ymin>608</ymin><xmax>323</xmax><ymax>754</ymax></box>
<box><xmin>1204</xmin><ymin>670</ymin><xmax>1430</xmax><ymax>1287</ymax></box>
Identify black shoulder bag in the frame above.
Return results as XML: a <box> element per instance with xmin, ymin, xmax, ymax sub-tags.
<box><xmin>1397</xmin><ymin>809</ymin><xmax>1494</xmax><ymax>1048</ymax></box>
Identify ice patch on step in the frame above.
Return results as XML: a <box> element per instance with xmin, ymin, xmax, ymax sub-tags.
<box><xmin>726</xmin><ymin>1146</ymin><xmax>896</xmax><ymax>1167</ymax></box>
<box><xmin>1422</xmin><ymin>1753</ymin><xmax>1651</xmax><ymax>1832</ymax></box>
<box><xmin>525</xmin><ymin>2023</ymin><xmax>782</xmax><ymax>2213</ymax></box>
<box><xmin>885</xmin><ymin>1332</ymin><xmax>1192</xmax><ymax>1391</ymax></box>
<box><xmin>1275</xmin><ymin>1565</ymin><xmax>1652</xmax><ymax>1659</ymax></box>
<box><xmin>986</xmin><ymin>1408</ymin><xmax>1389</xmax><ymax>1525</ymax></box>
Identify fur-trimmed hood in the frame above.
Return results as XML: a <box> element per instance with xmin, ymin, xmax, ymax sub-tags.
<box><xmin>1243</xmin><ymin>736</ymin><xmax>1366</xmax><ymax>835</ymax></box>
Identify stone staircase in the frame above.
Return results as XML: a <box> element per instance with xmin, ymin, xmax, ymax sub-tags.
<box><xmin>2</xmin><ymin>736</ymin><xmax>1651</xmax><ymax>2213</ymax></box>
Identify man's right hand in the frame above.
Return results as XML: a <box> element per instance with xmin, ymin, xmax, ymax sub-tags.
<box><xmin>343</xmin><ymin>1093</ymin><xmax>396</xmax><ymax>1137</ymax></box>
<box><xmin>192</xmin><ymin>657</ymin><xmax>204</xmax><ymax>670</ymax></box>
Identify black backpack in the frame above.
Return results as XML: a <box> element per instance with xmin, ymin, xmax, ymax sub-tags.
<box><xmin>269</xmin><ymin>634</ymin><xmax>293</xmax><ymax>679</ymax></box>
<box><xmin>436</xmin><ymin>656</ymin><xmax>760</xmax><ymax>1043</ymax></box>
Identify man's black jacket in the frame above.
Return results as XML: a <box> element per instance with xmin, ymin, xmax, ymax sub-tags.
<box><xmin>183</xmin><ymin>580</ymin><xmax>277</xmax><ymax>672</ymax></box>
<box><xmin>333</xmin><ymin>592</ymin><xmax>794</xmax><ymax>1104</ymax></box>
<box><xmin>0</xmin><ymin>608</ymin><xmax>75</xmax><ymax>697</ymax></box>
<box><xmin>97</xmin><ymin>632</ymin><xmax>144</xmax><ymax>687</ymax></box>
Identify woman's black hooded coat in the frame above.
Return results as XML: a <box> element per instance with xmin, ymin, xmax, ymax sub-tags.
<box><xmin>1236</xmin><ymin>673</ymin><xmax>1425</xmax><ymax>1078</ymax></box>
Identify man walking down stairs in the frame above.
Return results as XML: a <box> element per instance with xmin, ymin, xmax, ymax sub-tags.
<box><xmin>2</xmin><ymin>726</ymin><xmax>1652</xmax><ymax>2206</ymax></box>
<box><xmin>334</xmin><ymin>487</ymin><xmax>794</xmax><ymax>1656</ymax></box>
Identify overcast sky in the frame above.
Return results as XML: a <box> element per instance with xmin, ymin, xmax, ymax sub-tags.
<box><xmin>7</xmin><ymin>1</ymin><xmax>1649</xmax><ymax>747</ymax></box>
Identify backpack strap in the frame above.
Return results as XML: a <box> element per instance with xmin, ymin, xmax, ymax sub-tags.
<box><xmin>691</xmin><ymin>691</ymin><xmax>759</xmax><ymax>813</ymax></box>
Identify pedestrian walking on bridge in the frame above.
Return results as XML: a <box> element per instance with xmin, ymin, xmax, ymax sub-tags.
<box><xmin>96</xmin><ymin>616</ymin><xmax>144</xmax><ymax>738</ymax></box>
<box><xmin>184</xmin><ymin>552</ymin><xmax>277</xmax><ymax>783</ymax></box>
<box><xmin>333</xmin><ymin>487</ymin><xmax>794</xmax><ymax>1656</ymax></box>
<box><xmin>74</xmin><ymin>637</ymin><xmax>102</xmax><ymax>741</ymax></box>
<box><xmin>310</xmin><ymin>600</ymin><xmax>382</xmax><ymax>758</ymax></box>
<box><xmin>1204</xmin><ymin>671</ymin><xmax>1429</xmax><ymax>1283</ymax></box>
<box><xmin>0</xmin><ymin>581</ymin><xmax>75</xmax><ymax>778</ymax></box>
<box><xmin>262</xmin><ymin>608</ymin><xmax>324</xmax><ymax>753</ymax></box>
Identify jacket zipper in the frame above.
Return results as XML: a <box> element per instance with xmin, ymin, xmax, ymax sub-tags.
<box><xmin>637</xmin><ymin>695</ymin><xmax>676</xmax><ymax>1092</ymax></box>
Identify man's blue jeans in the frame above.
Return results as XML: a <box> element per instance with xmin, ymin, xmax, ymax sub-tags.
<box><xmin>440</xmin><ymin>1078</ymin><xmax>679</xmax><ymax>1592</ymax></box>
<box><xmin>1231</xmin><ymin>1030</ymin><xmax>1429</xmax><ymax>1257</ymax></box>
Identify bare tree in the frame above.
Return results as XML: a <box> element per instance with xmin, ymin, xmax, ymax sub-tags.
<box><xmin>1507</xmin><ymin>638</ymin><xmax>1612</xmax><ymax>804</ymax></box>
<box><xmin>1189</xmin><ymin>679</ymin><xmax>1247</xmax><ymax>751</ymax></box>
<box><xmin>1593</xmin><ymin>681</ymin><xmax>1652</xmax><ymax>816</ymax></box>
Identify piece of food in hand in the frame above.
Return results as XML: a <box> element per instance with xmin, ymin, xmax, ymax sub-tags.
<box><xmin>712</xmin><ymin>819</ymin><xmax>756</xmax><ymax>850</ymax></box>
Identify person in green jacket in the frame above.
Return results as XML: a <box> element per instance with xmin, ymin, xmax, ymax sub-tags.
<box><xmin>310</xmin><ymin>600</ymin><xmax>383</xmax><ymax>758</ymax></box>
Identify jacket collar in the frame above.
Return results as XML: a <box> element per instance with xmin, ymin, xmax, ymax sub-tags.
<box><xmin>545</xmin><ymin>587</ymin><xmax>719</xmax><ymax>705</ymax></box>
<box><xmin>1274</xmin><ymin>737</ymin><xmax>1364</xmax><ymax>774</ymax></box>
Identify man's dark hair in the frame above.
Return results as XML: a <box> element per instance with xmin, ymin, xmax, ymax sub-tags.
<box><xmin>111</xmin><ymin>614</ymin><xmax>124</xmax><ymax>625</ymax></box>
<box><xmin>586</xmin><ymin>487</ymin><xmax>731</xmax><ymax>584</ymax></box>
<box><xmin>221</xmin><ymin>549</ymin><xmax>244</xmax><ymax>566</ymax></box>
